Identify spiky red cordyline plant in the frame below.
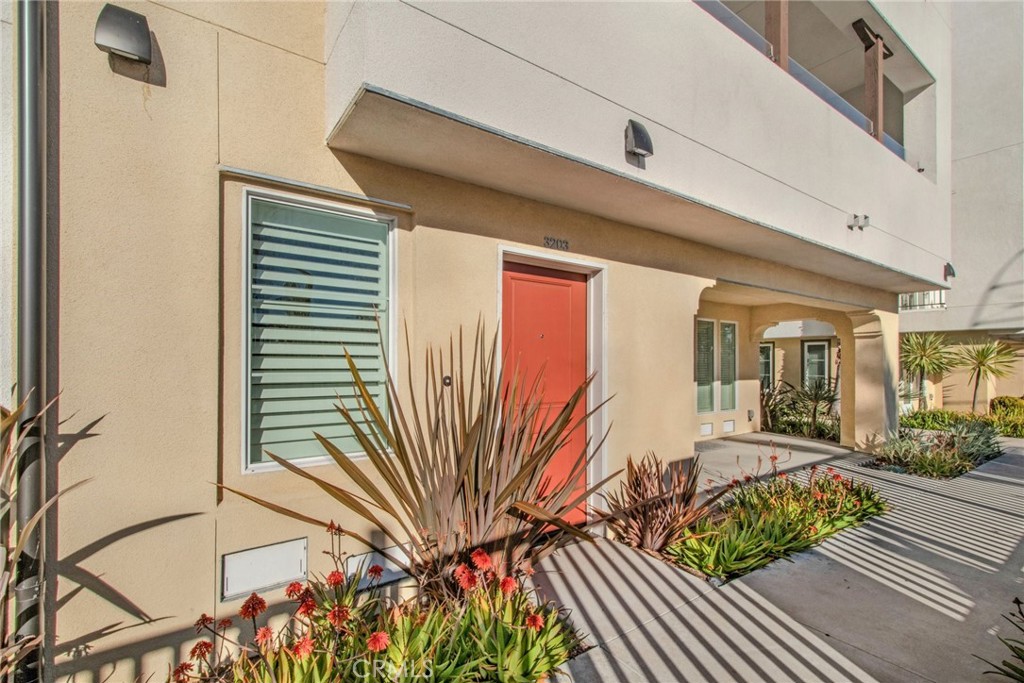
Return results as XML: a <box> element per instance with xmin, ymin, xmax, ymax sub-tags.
<box><xmin>0</xmin><ymin>397</ymin><xmax>85</xmax><ymax>676</ymax></box>
<box><xmin>224</xmin><ymin>323</ymin><xmax>616</xmax><ymax>600</ymax></box>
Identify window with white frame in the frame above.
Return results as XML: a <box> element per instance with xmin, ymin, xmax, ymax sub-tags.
<box><xmin>802</xmin><ymin>340</ymin><xmax>830</xmax><ymax>388</ymax></box>
<box><xmin>759</xmin><ymin>342</ymin><xmax>774</xmax><ymax>389</ymax></box>
<box><xmin>696</xmin><ymin>318</ymin><xmax>740</xmax><ymax>413</ymax></box>
<box><xmin>899</xmin><ymin>290</ymin><xmax>946</xmax><ymax>311</ymax></box>
<box><xmin>247</xmin><ymin>194</ymin><xmax>392</xmax><ymax>468</ymax></box>
<box><xmin>720</xmin><ymin>322</ymin><xmax>738</xmax><ymax>411</ymax></box>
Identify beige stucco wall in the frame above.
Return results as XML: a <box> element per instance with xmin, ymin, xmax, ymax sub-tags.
<box><xmin>929</xmin><ymin>334</ymin><xmax>1024</xmax><ymax>413</ymax></box>
<box><xmin>48</xmin><ymin>2</ymin><xmax>904</xmax><ymax>681</ymax></box>
<box><xmin>769</xmin><ymin>337</ymin><xmax>841</xmax><ymax>389</ymax></box>
<box><xmin>693</xmin><ymin>301</ymin><xmax>760</xmax><ymax>439</ymax></box>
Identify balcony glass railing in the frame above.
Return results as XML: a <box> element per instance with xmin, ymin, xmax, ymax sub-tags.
<box><xmin>696</xmin><ymin>0</ymin><xmax>906</xmax><ymax>161</ymax></box>
<box><xmin>787</xmin><ymin>58</ymin><xmax>870</xmax><ymax>131</ymax></box>
<box><xmin>899</xmin><ymin>290</ymin><xmax>946</xmax><ymax>311</ymax></box>
<box><xmin>694</xmin><ymin>0</ymin><xmax>772</xmax><ymax>56</ymax></box>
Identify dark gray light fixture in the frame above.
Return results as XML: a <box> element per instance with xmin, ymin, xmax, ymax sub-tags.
<box><xmin>852</xmin><ymin>18</ymin><xmax>894</xmax><ymax>59</ymax></box>
<box><xmin>95</xmin><ymin>4</ymin><xmax>152</xmax><ymax>64</ymax></box>
<box><xmin>944</xmin><ymin>262</ymin><xmax>956</xmax><ymax>280</ymax></box>
<box><xmin>625</xmin><ymin>119</ymin><xmax>654</xmax><ymax>158</ymax></box>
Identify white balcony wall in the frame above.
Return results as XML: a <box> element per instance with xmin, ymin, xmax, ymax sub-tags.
<box><xmin>325</xmin><ymin>0</ymin><xmax>952</xmax><ymax>288</ymax></box>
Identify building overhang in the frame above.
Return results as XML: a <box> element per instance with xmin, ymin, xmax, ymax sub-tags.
<box><xmin>328</xmin><ymin>86</ymin><xmax>942</xmax><ymax>294</ymax></box>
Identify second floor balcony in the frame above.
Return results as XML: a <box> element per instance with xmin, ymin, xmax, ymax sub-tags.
<box><xmin>697</xmin><ymin>0</ymin><xmax>937</xmax><ymax>172</ymax></box>
<box><xmin>325</xmin><ymin>0</ymin><xmax>952</xmax><ymax>291</ymax></box>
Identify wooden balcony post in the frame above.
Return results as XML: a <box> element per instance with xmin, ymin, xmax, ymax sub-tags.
<box><xmin>865</xmin><ymin>36</ymin><xmax>884</xmax><ymax>140</ymax></box>
<box><xmin>765</xmin><ymin>0</ymin><xmax>789</xmax><ymax>71</ymax></box>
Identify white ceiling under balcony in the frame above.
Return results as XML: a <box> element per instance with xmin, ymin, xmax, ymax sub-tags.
<box><xmin>328</xmin><ymin>87</ymin><xmax>940</xmax><ymax>294</ymax></box>
<box><xmin>723</xmin><ymin>1</ymin><xmax>935</xmax><ymax>97</ymax></box>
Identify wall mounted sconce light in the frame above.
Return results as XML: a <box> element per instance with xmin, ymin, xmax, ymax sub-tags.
<box><xmin>625</xmin><ymin>120</ymin><xmax>654</xmax><ymax>158</ymax></box>
<box><xmin>944</xmin><ymin>262</ymin><xmax>956</xmax><ymax>280</ymax></box>
<box><xmin>95</xmin><ymin>4</ymin><xmax>152</xmax><ymax>64</ymax></box>
<box><xmin>852</xmin><ymin>18</ymin><xmax>894</xmax><ymax>59</ymax></box>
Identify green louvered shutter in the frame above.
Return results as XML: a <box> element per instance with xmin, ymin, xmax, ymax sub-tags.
<box><xmin>696</xmin><ymin>320</ymin><xmax>715</xmax><ymax>413</ymax></box>
<box><xmin>720</xmin><ymin>322</ymin><xmax>737</xmax><ymax>411</ymax></box>
<box><xmin>249</xmin><ymin>197</ymin><xmax>390</xmax><ymax>465</ymax></box>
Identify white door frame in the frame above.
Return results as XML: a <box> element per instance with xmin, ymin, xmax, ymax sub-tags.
<box><xmin>496</xmin><ymin>245</ymin><xmax>609</xmax><ymax>523</ymax></box>
<box><xmin>802</xmin><ymin>340</ymin><xmax>831</xmax><ymax>386</ymax></box>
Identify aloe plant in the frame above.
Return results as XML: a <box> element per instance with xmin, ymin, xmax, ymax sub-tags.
<box><xmin>225</xmin><ymin>324</ymin><xmax>616</xmax><ymax>600</ymax></box>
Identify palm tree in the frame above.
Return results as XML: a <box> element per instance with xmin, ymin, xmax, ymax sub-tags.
<box><xmin>900</xmin><ymin>333</ymin><xmax>958</xmax><ymax>410</ymax></box>
<box><xmin>957</xmin><ymin>341</ymin><xmax>1019</xmax><ymax>412</ymax></box>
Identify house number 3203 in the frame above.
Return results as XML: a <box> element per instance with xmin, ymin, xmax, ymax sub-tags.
<box><xmin>543</xmin><ymin>236</ymin><xmax>570</xmax><ymax>251</ymax></box>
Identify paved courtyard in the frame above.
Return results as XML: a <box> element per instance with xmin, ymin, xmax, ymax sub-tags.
<box><xmin>539</xmin><ymin>437</ymin><xmax>1024</xmax><ymax>682</ymax></box>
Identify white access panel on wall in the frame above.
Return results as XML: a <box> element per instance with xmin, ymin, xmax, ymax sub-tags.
<box><xmin>222</xmin><ymin>537</ymin><xmax>307</xmax><ymax>601</ymax></box>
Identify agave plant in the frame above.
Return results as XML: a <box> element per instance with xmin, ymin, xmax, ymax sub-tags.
<box><xmin>957</xmin><ymin>341</ymin><xmax>1019</xmax><ymax>413</ymax></box>
<box><xmin>791</xmin><ymin>378</ymin><xmax>838</xmax><ymax>440</ymax></box>
<box><xmin>900</xmin><ymin>333</ymin><xmax>959</xmax><ymax>410</ymax></box>
<box><xmin>597</xmin><ymin>453</ymin><xmax>725</xmax><ymax>554</ymax></box>
<box><xmin>225</xmin><ymin>324</ymin><xmax>615</xmax><ymax>600</ymax></box>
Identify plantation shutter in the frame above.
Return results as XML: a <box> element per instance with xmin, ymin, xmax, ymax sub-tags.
<box><xmin>249</xmin><ymin>197</ymin><xmax>390</xmax><ymax>465</ymax></box>
<box><xmin>696</xmin><ymin>320</ymin><xmax>715</xmax><ymax>413</ymax></box>
<box><xmin>720</xmin><ymin>323</ymin><xmax>737</xmax><ymax>411</ymax></box>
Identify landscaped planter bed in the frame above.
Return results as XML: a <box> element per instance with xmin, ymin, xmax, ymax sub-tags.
<box><xmin>868</xmin><ymin>418</ymin><xmax>1001</xmax><ymax>479</ymax></box>
<box><xmin>600</xmin><ymin>451</ymin><xmax>887</xmax><ymax>585</ymax></box>
<box><xmin>664</xmin><ymin>463</ymin><xmax>886</xmax><ymax>582</ymax></box>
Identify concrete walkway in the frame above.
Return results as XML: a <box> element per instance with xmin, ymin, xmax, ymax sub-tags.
<box><xmin>538</xmin><ymin>438</ymin><xmax>1024</xmax><ymax>682</ymax></box>
<box><xmin>694</xmin><ymin>432</ymin><xmax>867</xmax><ymax>483</ymax></box>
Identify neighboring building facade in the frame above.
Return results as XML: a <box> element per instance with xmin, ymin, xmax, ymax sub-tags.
<box><xmin>2</xmin><ymin>1</ymin><xmax>952</xmax><ymax>680</ymax></box>
<box><xmin>899</xmin><ymin>1</ymin><xmax>1024</xmax><ymax>412</ymax></box>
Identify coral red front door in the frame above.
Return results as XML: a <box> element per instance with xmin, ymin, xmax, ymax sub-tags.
<box><xmin>502</xmin><ymin>262</ymin><xmax>588</xmax><ymax>525</ymax></box>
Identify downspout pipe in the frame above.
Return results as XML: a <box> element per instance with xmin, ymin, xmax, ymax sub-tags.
<box><xmin>15</xmin><ymin>1</ymin><xmax>46</xmax><ymax>682</ymax></box>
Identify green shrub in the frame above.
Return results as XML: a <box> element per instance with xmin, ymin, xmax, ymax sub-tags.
<box><xmin>900</xmin><ymin>409</ymin><xmax>966</xmax><ymax>431</ymax></box>
<box><xmin>665</xmin><ymin>465</ymin><xmax>885</xmax><ymax>581</ymax></box>
<box><xmin>901</xmin><ymin>408</ymin><xmax>1024</xmax><ymax>438</ymax></box>
<box><xmin>992</xmin><ymin>396</ymin><xmax>1024</xmax><ymax>419</ymax></box>
<box><xmin>988</xmin><ymin>414</ymin><xmax>1024</xmax><ymax>438</ymax></box>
